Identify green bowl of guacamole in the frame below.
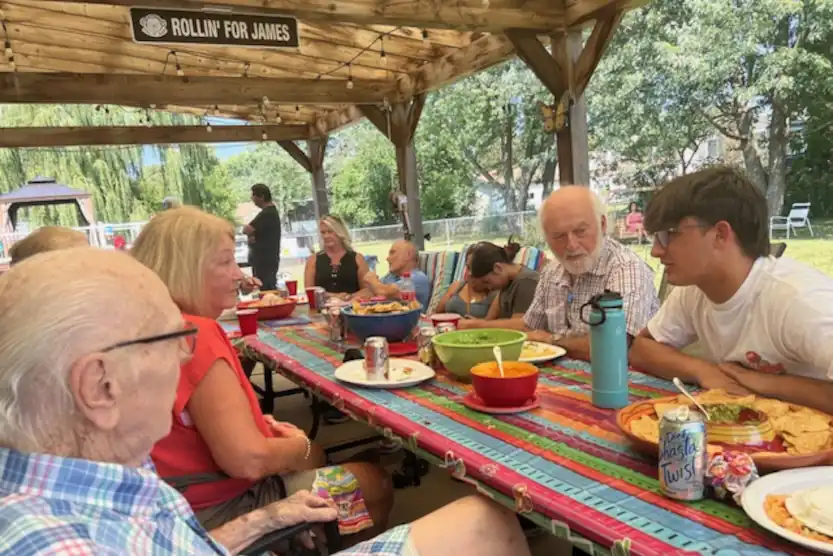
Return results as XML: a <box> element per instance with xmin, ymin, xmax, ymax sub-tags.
<box><xmin>431</xmin><ymin>329</ymin><xmax>527</xmax><ymax>381</ymax></box>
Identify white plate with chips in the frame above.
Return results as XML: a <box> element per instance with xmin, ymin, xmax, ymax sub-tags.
<box><xmin>742</xmin><ymin>467</ymin><xmax>833</xmax><ymax>554</ymax></box>
<box><xmin>519</xmin><ymin>341</ymin><xmax>566</xmax><ymax>363</ymax></box>
<box><xmin>334</xmin><ymin>358</ymin><xmax>435</xmax><ymax>389</ymax></box>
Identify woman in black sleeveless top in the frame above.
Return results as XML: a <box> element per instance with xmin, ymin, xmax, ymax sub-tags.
<box><xmin>303</xmin><ymin>215</ymin><xmax>370</xmax><ymax>298</ymax></box>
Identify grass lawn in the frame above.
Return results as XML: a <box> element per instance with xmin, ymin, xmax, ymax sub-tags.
<box><xmin>282</xmin><ymin>220</ymin><xmax>833</xmax><ymax>290</ymax></box>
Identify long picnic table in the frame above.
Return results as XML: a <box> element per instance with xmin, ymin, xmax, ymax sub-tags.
<box><xmin>235</xmin><ymin>320</ymin><xmax>811</xmax><ymax>556</ymax></box>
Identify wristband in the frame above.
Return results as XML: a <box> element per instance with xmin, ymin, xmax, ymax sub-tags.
<box><xmin>302</xmin><ymin>436</ymin><xmax>312</xmax><ymax>461</ymax></box>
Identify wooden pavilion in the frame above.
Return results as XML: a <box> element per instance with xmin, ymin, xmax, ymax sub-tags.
<box><xmin>0</xmin><ymin>0</ymin><xmax>642</xmax><ymax>248</ymax></box>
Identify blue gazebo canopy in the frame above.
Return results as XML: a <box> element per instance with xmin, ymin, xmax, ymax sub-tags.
<box><xmin>0</xmin><ymin>177</ymin><xmax>95</xmax><ymax>231</ymax></box>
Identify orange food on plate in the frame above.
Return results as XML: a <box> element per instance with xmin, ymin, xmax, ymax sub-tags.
<box><xmin>471</xmin><ymin>361</ymin><xmax>538</xmax><ymax>379</ymax></box>
<box><xmin>765</xmin><ymin>495</ymin><xmax>833</xmax><ymax>544</ymax></box>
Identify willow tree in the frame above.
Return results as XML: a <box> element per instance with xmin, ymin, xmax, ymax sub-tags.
<box><xmin>0</xmin><ymin>104</ymin><xmax>229</xmax><ymax>225</ymax></box>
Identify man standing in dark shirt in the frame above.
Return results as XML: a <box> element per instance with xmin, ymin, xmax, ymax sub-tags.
<box><xmin>243</xmin><ymin>183</ymin><xmax>281</xmax><ymax>290</ymax></box>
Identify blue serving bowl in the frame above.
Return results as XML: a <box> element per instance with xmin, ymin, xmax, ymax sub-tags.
<box><xmin>342</xmin><ymin>304</ymin><xmax>422</xmax><ymax>342</ymax></box>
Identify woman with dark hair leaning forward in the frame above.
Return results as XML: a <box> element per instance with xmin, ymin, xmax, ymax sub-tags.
<box><xmin>457</xmin><ymin>238</ymin><xmax>540</xmax><ymax>330</ymax></box>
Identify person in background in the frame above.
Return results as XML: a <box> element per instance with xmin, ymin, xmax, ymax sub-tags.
<box><xmin>131</xmin><ymin>207</ymin><xmax>393</xmax><ymax>542</ymax></box>
<box><xmin>0</xmin><ymin>248</ymin><xmax>535</xmax><ymax>556</ymax></box>
<box><xmin>8</xmin><ymin>226</ymin><xmax>88</xmax><ymax>265</ymax></box>
<box><xmin>630</xmin><ymin>167</ymin><xmax>833</xmax><ymax>415</ymax></box>
<box><xmin>457</xmin><ymin>240</ymin><xmax>537</xmax><ymax>329</ymax></box>
<box><xmin>360</xmin><ymin>239</ymin><xmax>431</xmax><ymax>309</ymax></box>
<box><xmin>162</xmin><ymin>196</ymin><xmax>182</xmax><ymax>210</ymax></box>
<box><xmin>624</xmin><ymin>201</ymin><xmax>648</xmax><ymax>241</ymax></box>
<box><xmin>244</xmin><ymin>183</ymin><xmax>281</xmax><ymax>291</ymax></box>
<box><xmin>304</xmin><ymin>215</ymin><xmax>370</xmax><ymax>298</ymax></box>
<box><xmin>114</xmin><ymin>234</ymin><xmax>127</xmax><ymax>251</ymax></box>
<box><xmin>435</xmin><ymin>250</ymin><xmax>496</xmax><ymax>318</ymax></box>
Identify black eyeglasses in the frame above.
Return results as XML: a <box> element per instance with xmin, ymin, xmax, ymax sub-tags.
<box><xmin>652</xmin><ymin>224</ymin><xmax>709</xmax><ymax>248</ymax></box>
<box><xmin>102</xmin><ymin>327</ymin><xmax>198</xmax><ymax>356</ymax></box>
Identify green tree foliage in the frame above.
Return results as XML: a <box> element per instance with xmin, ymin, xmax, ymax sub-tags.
<box><xmin>591</xmin><ymin>0</ymin><xmax>833</xmax><ymax>215</ymax></box>
<box><xmin>0</xmin><ymin>104</ymin><xmax>235</xmax><ymax>223</ymax></box>
<box><xmin>426</xmin><ymin>60</ymin><xmax>554</xmax><ymax>213</ymax></box>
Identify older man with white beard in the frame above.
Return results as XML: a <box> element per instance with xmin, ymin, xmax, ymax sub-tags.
<box><xmin>521</xmin><ymin>186</ymin><xmax>659</xmax><ymax>360</ymax></box>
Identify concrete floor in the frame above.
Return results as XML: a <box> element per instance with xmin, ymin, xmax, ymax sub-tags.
<box><xmin>257</xmin><ymin>369</ymin><xmax>574</xmax><ymax>556</ymax></box>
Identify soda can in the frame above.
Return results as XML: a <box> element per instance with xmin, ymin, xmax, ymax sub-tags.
<box><xmin>659</xmin><ymin>406</ymin><xmax>707</xmax><ymax>501</ymax></box>
<box><xmin>326</xmin><ymin>307</ymin><xmax>346</xmax><ymax>343</ymax></box>
<box><xmin>436</xmin><ymin>322</ymin><xmax>456</xmax><ymax>334</ymax></box>
<box><xmin>418</xmin><ymin>326</ymin><xmax>438</xmax><ymax>368</ymax></box>
<box><xmin>363</xmin><ymin>336</ymin><xmax>390</xmax><ymax>381</ymax></box>
<box><xmin>312</xmin><ymin>286</ymin><xmax>327</xmax><ymax>311</ymax></box>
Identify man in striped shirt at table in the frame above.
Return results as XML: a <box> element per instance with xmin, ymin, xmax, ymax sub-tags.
<box><xmin>484</xmin><ymin>186</ymin><xmax>659</xmax><ymax>361</ymax></box>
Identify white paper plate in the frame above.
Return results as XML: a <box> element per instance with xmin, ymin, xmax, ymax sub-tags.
<box><xmin>741</xmin><ymin>466</ymin><xmax>833</xmax><ymax>554</ymax></box>
<box><xmin>519</xmin><ymin>341</ymin><xmax>567</xmax><ymax>363</ymax></box>
<box><xmin>334</xmin><ymin>358</ymin><xmax>435</xmax><ymax>389</ymax></box>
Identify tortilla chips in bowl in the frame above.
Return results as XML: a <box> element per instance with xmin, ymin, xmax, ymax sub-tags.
<box><xmin>617</xmin><ymin>389</ymin><xmax>833</xmax><ymax>473</ymax></box>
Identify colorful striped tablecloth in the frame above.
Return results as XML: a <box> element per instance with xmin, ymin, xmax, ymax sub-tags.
<box><xmin>243</xmin><ymin>324</ymin><xmax>812</xmax><ymax>556</ymax></box>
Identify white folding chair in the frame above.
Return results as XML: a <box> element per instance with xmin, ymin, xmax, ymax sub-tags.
<box><xmin>770</xmin><ymin>202</ymin><xmax>814</xmax><ymax>239</ymax></box>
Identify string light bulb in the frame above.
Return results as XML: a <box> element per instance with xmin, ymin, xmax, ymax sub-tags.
<box><xmin>295</xmin><ymin>105</ymin><xmax>301</xmax><ymax>114</ymax></box>
<box><xmin>4</xmin><ymin>40</ymin><xmax>11</xmax><ymax>57</ymax></box>
<box><xmin>261</xmin><ymin>130</ymin><xmax>268</xmax><ymax>141</ymax></box>
<box><xmin>379</xmin><ymin>37</ymin><xmax>387</xmax><ymax>64</ymax></box>
<box><xmin>262</xmin><ymin>96</ymin><xmax>270</xmax><ymax>107</ymax></box>
<box><xmin>346</xmin><ymin>63</ymin><xmax>354</xmax><ymax>89</ymax></box>
<box><xmin>421</xmin><ymin>29</ymin><xmax>428</xmax><ymax>41</ymax></box>
<box><xmin>175</xmin><ymin>62</ymin><xmax>183</xmax><ymax>77</ymax></box>
<box><xmin>206</xmin><ymin>123</ymin><xmax>212</xmax><ymax>133</ymax></box>
<box><xmin>276</xmin><ymin>114</ymin><xmax>282</xmax><ymax>124</ymax></box>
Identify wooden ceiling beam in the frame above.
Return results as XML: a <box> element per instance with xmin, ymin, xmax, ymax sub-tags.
<box><xmin>0</xmin><ymin>124</ymin><xmax>309</xmax><ymax>148</ymax></box>
<box><xmin>47</xmin><ymin>0</ymin><xmax>566</xmax><ymax>31</ymax></box>
<box><xmin>0</xmin><ymin>73</ymin><xmax>394</xmax><ymax>106</ymax></box>
<box><xmin>310</xmin><ymin>106</ymin><xmax>364</xmax><ymax>137</ymax></box>
<box><xmin>504</xmin><ymin>30</ymin><xmax>567</xmax><ymax>96</ymax></box>
<box><xmin>573</xmin><ymin>10</ymin><xmax>623</xmax><ymax>96</ymax></box>
<box><xmin>397</xmin><ymin>33</ymin><xmax>515</xmax><ymax>96</ymax></box>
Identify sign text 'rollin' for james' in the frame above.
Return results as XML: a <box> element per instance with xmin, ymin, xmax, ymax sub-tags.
<box><xmin>129</xmin><ymin>8</ymin><xmax>299</xmax><ymax>48</ymax></box>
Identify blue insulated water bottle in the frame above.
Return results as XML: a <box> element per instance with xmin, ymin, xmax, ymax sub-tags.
<box><xmin>580</xmin><ymin>290</ymin><xmax>629</xmax><ymax>409</ymax></box>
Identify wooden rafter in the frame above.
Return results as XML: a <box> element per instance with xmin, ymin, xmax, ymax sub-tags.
<box><xmin>573</xmin><ymin>10</ymin><xmax>624</xmax><ymax>95</ymax></box>
<box><xmin>0</xmin><ymin>125</ymin><xmax>308</xmax><ymax>148</ymax></box>
<box><xmin>398</xmin><ymin>33</ymin><xmax>515</xmax><ymax>96</ymax></box>
<box><xmin>0</xmin><ymin>73</ymin><xmax>394</xmax><ymax>106</ymax></box>
<box><xmin>51</xmin><ymin>0</ymin><xmax>567</xmax><ymax>31</ymax></box>
<box><xmin>505</xmin><ymin>30</ymin><xmax>567</xmax><ymax>96</ymax></box>
<box><xmin>277</xmin><ymin>140</ymin><xmax>312</xmax><ymax>173</ymax></box>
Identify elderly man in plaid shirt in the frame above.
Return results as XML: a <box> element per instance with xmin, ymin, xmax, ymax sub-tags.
<box><xmin>0</xmin><ymin>248</ymin><xmax>530</xmax><ymax>556</ymax></box>
<box><xmin>521</xmin><ymin>186</ymin><xmax>659</xmax><ymax>360</ymax></box>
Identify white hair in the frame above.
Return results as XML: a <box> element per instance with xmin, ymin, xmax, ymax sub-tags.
<box><xmin>0</xmin><ymin>248</ymin><xmax>156</xmax><ymax>451</ymax></box>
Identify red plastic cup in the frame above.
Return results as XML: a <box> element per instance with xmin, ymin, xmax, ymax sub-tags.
<box><xmin>305</xmin><ymin>287</ymin><xmax>317</xmax><ymax>309</ymax></box>
<box><xmin>431</xmin><ymin>313</ymin><xmax>461</xmax><ymax>329</ymax></box>
<box><xmin>285</xmin><ymin>280</ymin><xmax>298</xmax><ymax>296</ymax></box>
<box><xmin>236</xmin><ymin>309</ymin><xmax>259</xmax><ymax>336</ymax></box>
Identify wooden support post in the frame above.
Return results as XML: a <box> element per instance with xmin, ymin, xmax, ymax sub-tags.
<box><xmin>361</xmin><ymin>94</ymin><xmax>426</xmax><ymax>250</ymax></box>
<box><xmin>277</xmin><ymin>138</ymin><xmax>329</xmax><ymax>223</ymax></box>
<box><xmin>308</xmin><ymin>138</ymin><xmax>330</xmax><ymax>223</ymax></box>
<box><xmin>507</xmin><ymin>11</ymin><xmax>622</xmax><ymax>187</ymax></box>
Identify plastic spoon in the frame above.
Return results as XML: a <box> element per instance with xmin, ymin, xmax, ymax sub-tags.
<box><xmin>672</xmin><ymin>377</ymin><xmax>710</xmax><ymax>421</ymax></box>
<box><xmin>493</xmin><ymin>346</ymin><xmax>505</xmax><ymax>378</ymax></box>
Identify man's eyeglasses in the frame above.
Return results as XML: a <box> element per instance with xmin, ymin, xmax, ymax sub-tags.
<box><xmin>102</xmin><ymin>327</ymin><xmax>198</xmax><ymax>358</ymax></box>
<box><xmin>651</xmin><ymin>224</ymin><xmax>709</xmax><ymax>248</ymax></box>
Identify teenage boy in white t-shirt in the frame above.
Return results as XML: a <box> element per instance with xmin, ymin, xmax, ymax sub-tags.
<box><xmin>629</xmin><ymin>166</ymin><xmax>833</xmax><ymax>415</ymax></box>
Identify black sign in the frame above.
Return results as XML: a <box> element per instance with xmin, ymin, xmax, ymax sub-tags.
<box><xmin>130</xmin><ymin>7</ymin><xmax>298</xmax><ymax>48</ymax></box>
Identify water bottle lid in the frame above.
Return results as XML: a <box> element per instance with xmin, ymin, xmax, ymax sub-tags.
<box><xmin>596</xmin><ymin>290</ymin><xmax>623</xmax><ymax>307</ymax></box>
<box><xmin>402</xmin><ymin>272</ymin><xmax>411</xmax><ymax>278</ymax></box>
<box><xmin>578</xmin><ymin>290</ymin><xmax>623</xmax><ymax>326</ymax></box>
